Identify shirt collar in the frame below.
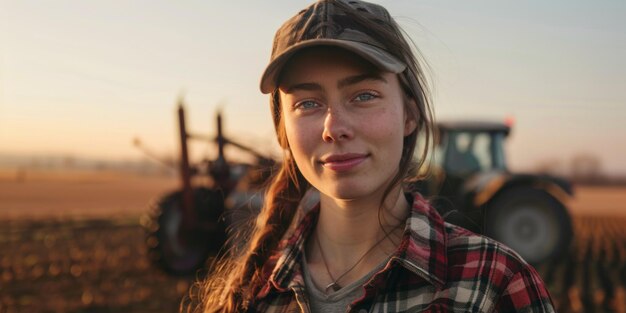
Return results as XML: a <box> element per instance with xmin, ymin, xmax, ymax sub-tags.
<box><xmin>256</xmin><ymin>205</ymin><xmax>317</xmax><ymax>298</ymax></box>
<box><xmin>393</xmin><ymin>193</ymin><xmax>448</xmax><ymax>287</ymax></box>
<box><xmin>257</xmin><ymin>193</ymin><xmax>448</xmax><ymax>298</ymax></box>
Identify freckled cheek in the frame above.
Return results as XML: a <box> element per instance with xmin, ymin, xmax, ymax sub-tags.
<box><xmin>368</xmin><ymin>126</ymin><xmax>404</xmax><ymax>152</ymax></box>
<box><xmin>359</xmin><ymin>109</ymin><xmax>403</xmax><ymax>137</ymax></box>
<box><xmin>284</xmin><ymin>122</ymin><xmax>320</xmax><ymax>171</ymax></box>
<box><xmin>360</xmin><ymin>112</ymin><xmax>406</xmax><ymax>159</ymax></box>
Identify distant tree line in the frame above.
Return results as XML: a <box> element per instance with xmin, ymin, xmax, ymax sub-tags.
<box><xmin>534</xmin><ymin>154</ymin><xmax>626</xmax><ymax>186</ymax></box>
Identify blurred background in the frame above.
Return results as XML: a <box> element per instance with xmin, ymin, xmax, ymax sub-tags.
<box><xmin>1</xmin><ymin>1</ymin><xmax>625</xmax><ymax>312</ymax></box>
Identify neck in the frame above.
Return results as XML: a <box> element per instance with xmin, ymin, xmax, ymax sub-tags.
<box><xmin>307</xmin><ymin>186</ymin><xmax>410</xmax><ymax>289</ymax></box>
<box><xmin>317</xmin><ymin>187</ymin><xmax>408</xmax><ymax>244</ymax></box>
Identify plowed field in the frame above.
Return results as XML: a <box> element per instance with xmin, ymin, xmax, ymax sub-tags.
<box><xmin>537</xmin><ymin>216</ymin><xmax>626</xmax><ymax>313</ymax></box>
<box><xmin>0</xmin><ymin>171</ymin><xmax>624</xmax><ymax>312</ymax></box>
<box><xmin>0</xmin><ymin>217</ymin><xmax>189</xmax><ymax>313</ymax></box>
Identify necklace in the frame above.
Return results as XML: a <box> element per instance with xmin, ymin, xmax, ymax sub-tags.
<box><xmin>314</xmin><ymin>223</ymin><xmax>403</xmax><ymax>293</ymax></box>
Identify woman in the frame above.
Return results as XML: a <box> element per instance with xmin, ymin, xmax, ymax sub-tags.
<box><xmin>186</xmin><ymin>1</ymin><xmax>555</xmax><ymax>312</ymax></box>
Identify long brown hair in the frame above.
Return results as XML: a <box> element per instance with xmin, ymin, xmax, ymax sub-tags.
<box><xmin>182</xmin><ymin>1</ymin><xmax>433</xmax><ymax>312</ymax></box>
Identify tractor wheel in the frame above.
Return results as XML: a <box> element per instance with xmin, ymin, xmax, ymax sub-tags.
<box><xmin>144</xmin><ymin>187</ymin><xmax>227</xmax><ymax>275</ymax></box>
<box><xmin>485</xmin><ymin>188</ymin><xmax>572</xmax><ymax>265</ymax></box>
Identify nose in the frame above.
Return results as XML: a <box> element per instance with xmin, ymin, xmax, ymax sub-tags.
<box><xmin>322</xmin><ymin>106</ymin><xmax>353</xmax><ymax>143</ymax></box>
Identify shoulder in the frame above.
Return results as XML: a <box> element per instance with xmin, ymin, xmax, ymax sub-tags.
<box><xmin>445</xmin><ymin>221</ymin><xmax>526</xmax><ymax>276</ymax></box>
<box><xmin>400</xmin><ymin>193</ymin><xmax>555</xmax><ymax>311</ymax></box>
<box><xmin>443</xmin><ymin>222</ymin><xmax>555</xmax><ymax>312</ymax></box>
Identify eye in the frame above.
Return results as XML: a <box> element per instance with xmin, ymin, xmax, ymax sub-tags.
<box><xmin>295</xmin><ymin>100</ymin><xmax>320</xmax><ymax>110</ymax></box>
<box><xmin>353</xmin><ymin>91</ymin><xmax>379</xmax><ymax>102</ymax></box>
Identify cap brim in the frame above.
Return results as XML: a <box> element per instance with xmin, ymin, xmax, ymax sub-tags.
<box><xmin>259</xmin><ymin>39</ymin><xmax>406</xmax><ymax>94</ymax></box>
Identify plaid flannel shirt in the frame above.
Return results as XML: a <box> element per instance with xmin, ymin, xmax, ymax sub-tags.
<box><xmin>252</xmin><ymin>193</ymin><xmax>555</xmax><ymax>313</ymax></box>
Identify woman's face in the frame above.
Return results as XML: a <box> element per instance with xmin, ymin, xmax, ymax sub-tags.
<box><xmin>278</xmin><ymin>47</ymin><xmax>416</xmax><ymax>201</ymax></box>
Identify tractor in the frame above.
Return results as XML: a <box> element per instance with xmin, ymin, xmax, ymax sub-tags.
<box><xmin>141</xmin><ymin>102</ymin><xmax>274</xmax><ymax>275</ymax></box>
<box><xmin>412</xmin><ymin>120</ymin><xmax>573</xmax><ymax>264</ymax></box>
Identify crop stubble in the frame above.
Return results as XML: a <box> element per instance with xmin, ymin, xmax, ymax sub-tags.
<box><xmin>0</xmin><ymin>172</ymin><xmax>624</xmax><ymax>312</ymax></box>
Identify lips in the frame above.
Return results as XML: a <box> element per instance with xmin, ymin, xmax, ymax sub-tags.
<box><xmin>320</xmin><ymin>153</ymin><xmax>368</xmax><ymax>172</ymax></box>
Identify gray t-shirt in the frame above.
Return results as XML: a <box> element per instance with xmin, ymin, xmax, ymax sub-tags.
<box><xmin>301</xmin><ymin>252</ymin><xmax>389</xmax><ymax>313</ymax></box>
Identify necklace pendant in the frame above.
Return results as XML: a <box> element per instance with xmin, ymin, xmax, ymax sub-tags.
<box><xmin>325</xmin><ymin>282</ymin><xmax>341</xmax><ymax>293</ymax></box>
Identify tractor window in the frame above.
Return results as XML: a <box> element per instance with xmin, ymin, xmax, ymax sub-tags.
<box><xmin>492</xmin><ymin>132</ymin><xmax>507</xmax><ymax>170</ymax></box>
<box><xmin>444</xmin><ymin>131</ymin><xmax>495</xmax><ymax>175</ymax></box>
<box><xmin>473</xmin><ymin>133</ymin><xmax>492</xmax><ymax>170</ymax></box>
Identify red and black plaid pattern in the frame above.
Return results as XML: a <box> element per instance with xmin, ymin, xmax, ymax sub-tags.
<box><xmin>252</xmin><ymin>193</ymin><xmax>555</xmax><ymax>312</ymax></box>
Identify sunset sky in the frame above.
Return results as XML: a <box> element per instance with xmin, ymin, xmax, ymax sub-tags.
<box><xmin>1</xmin><ymin>0</ymin><xmax>625</xmax><ymax>175</ymax></box>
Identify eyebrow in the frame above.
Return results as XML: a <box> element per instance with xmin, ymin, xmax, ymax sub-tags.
<box><xmin>282</xmin><ymin>72</ymin><xmax>387</xmax><ymax>93</ymax></box>
<box><xmin>338</xmin><ymin>72</ymin><xmax>387</xmax><ymax>89</ymax></box>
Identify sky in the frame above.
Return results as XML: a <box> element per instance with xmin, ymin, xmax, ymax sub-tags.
<box><xmin>1</xmin><ymin>0</ymin><xmax>625</xmax><ymax>175</ymax></box>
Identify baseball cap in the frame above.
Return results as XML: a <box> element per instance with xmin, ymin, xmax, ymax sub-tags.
<box><xmin>259</xmin><ymin>0</ymin><xmax>407</xmax><ymax>94</ymax></box>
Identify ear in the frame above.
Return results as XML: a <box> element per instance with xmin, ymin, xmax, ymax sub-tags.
<box><xmin>404</xmin><ymin>99</ymin><xmax>418</xmax><ymax>136</ymax></box>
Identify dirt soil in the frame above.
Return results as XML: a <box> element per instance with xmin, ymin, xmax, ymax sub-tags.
<box><xmin>0</xmin><ymin>169</ymin><xmax>178</xmax><ymax>220</ymax></box>
<box><xmin>568</xmin><ymin>186</ymin><xmax>626</xmax><ymax>217</ymax></box>
<box><xmin>0</xmin><ymin>169</ymin><xmax>625</xmax><ymax>312</ymax></box>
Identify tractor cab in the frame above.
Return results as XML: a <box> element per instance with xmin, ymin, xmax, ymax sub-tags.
<box><xmin>439</xmin><ymin>121</ymin><xmax>509</xmax><ymax>176</ymax></box>
<box><xmin>423</xmin><ymin>121</ymin><xmax>511</xmax><ymax>214</ymax></box>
